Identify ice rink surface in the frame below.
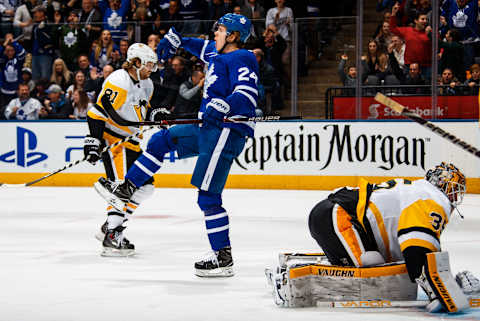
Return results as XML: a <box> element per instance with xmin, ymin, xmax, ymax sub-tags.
<box><xmin>1</xmin><ymin>186</ymin><xmax>480</xmax><ymax>321</ymax></box>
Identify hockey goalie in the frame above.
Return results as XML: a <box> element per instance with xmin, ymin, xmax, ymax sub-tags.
<box><xmin>266</xmin><ymin>162</ymin><xmax>480</xmax><ymax>313</ymax></box>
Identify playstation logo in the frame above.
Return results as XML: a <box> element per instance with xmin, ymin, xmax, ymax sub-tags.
<box><xmin>0</xmin><ymin>126</ymin><xmax>48</xmax><ymax>167</ymax></box>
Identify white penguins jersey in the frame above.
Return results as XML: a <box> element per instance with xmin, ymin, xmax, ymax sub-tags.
<box><xmin>87</xmin><ymin>69</ymin><xmax>154</xmax><ymax>140</ymax></box>
<box><xmin>358</xmin><ymin>178</ymin><xmax>452</xmax><ymax>263</ymax></box>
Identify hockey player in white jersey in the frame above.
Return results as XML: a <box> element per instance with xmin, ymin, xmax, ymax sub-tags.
<box><xmin>305</xmin><ymin>162</ymin><xmax>479</xmax><ymax>312</ymax></box>
<box><xmin>94</xmin><ymin>13</ymin><xmax>258</xmax><ymax>276</ymax></box>
<box><xmin>83</xmin><ymin>43</ymin><xmax>158</xmax><ymax>256</ymax></box>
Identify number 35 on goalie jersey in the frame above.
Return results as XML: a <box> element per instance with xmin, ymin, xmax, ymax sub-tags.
<box><xmin>362</xmin><ymin>178</ymin><xmax>452</xmax><ymax>262</ymax></box>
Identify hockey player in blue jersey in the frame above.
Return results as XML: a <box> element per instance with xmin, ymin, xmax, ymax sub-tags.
<box><xmin>94</xmin><ymin>13</ymin><xmax>259</xmax><ymax>277</ymax></box>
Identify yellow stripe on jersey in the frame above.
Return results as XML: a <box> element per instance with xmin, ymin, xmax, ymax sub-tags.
<box><xmin>368</xmin><ymin>202</ymin><xmax>392</xmax><ymax>262</ymax></box>
<box><xmin>103</xmin><ymin>131</ymin><xmax>141</xmax><ymax>153</ymax></box>
<box><xmin>399</xmin><ymin>238</ymin><xmax>439</xmax><ymax>252</ymax></box>
<box><xmin>97</xmin><ymin>81</ymin><xmax>128</xmax><ymax>110</ymax></box>
<box><xmin>398</xmin><ymin>199</ymin><xmax>447</xmax><ymax>239</ymax></box>
<box><xmin>356</xmin><ymin>178</ymin><xmax>369</xmax><ymax>228</ymax></box>
<box><xmin>87</xmin><ymin>108</ymin><xmax>109</xmax><ymax>121</ymax></box>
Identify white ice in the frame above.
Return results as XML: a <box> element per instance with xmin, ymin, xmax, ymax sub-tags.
<box><xmin>1</xmin><ymin>186</ymin><xmax>480</xmax><ymax>321</ymax></box>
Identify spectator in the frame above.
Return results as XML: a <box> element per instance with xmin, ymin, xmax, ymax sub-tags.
<box><xmin>253</xmin><ymin>48</ymin><xmax>281</xmax><ymax>115</ymax></box>
<box><xmin>265</xmin><ymin>0</ymin><xmax>293</xmax><ymax>86</ymax></box>
<box><xmin>233</xmin><ymin>5</ymin><xmax>241</xmax><ymax>14</ymax></box>
<box><xmin>375</xmin><ymin>21</ymin><xmax>393</xmax><ymax>52</ymax></box>
<box><xmin>90</xmin><ymin>30</ymin><xmax>120</xmax><ymax>69</ymax></box>
<box><xmin>31</xmin><ymin>5</ymin><xmax>54</xmax><ymax>81</ymax></box>
<box><xmin>442</xmin><ymin>0</ymin><xmax>480</xmax><ymax>69</ymax></box>
<box><xmin>438</xmin><ymin>28</ymin><xmax>465</xmax><ymax>82</ymax></box>
<box><xmin>78</xmin><ymin>0</ymin><xmax>103</xmax><ymax>45</ymax></box>
<box><xmin>0</xmin><ymin>33</ymin><xmax>26</xmax><ymax>111</ymax></box>
<box><xmin>158</xmin><ymin>0</ymin><xmax>183</xmax><ymax>35</ymax></box>
<box><xmin>338</xmin><ymin>54</ymin><xmax>361</xmax><ymax>87</ymax></box>
<box><xmin>390</xmin><ymin>35</ymin><xmax>406</xmax><ymax>74</ymax></box>
<box><xmin>401</xmin><ymin>62</ymin><xmax>427</xmax><ymax>94</ymax></box>
<box><xmin>21</xmin><ymin>67</ymin><xmax>35</xmax><ymax>92</ymax></box>
<box><xmin>147</xmin><ymin>33</ymin><xmax>160</xmax><ymax>51</ymax></box>
<box><xmin>69</xmin><ymin>88</ymin><xmax>92</xmax><ymax>119</ymax></box>
<box><xmin>75</xmin><ymin>54</ymin><xmax>93</xmax><ymax>80</ymax></box>
<box><xmin>0</xmin><ymin>0</ymin><xmax>21</xmax><ymax>38</ymax></box>
<box><xmin>177</xmin><ymin>0</ymin><xmax>206</xmax><ymax>35</ymax></box>
<box><xmin>112</xmin><ymin>38</ymin><xmax>129</xmax><ymax>69</ymax></box>
<box><xmin>4</xmin><ymin>83</ymin><xmax>45</xmax><ymax>120</ymax></box>
<box><xmin>157</xmin><ymin>55</ymin><xmax>190</xmax><ymax>109</ymax></box>
<box><xmin>373</xmin><ymin>10</ymin><xmax>392</xmax><ymax>38</ymax></box>
<box><xmin>54</xmin><ymin>9</ymin><xmax>88</xmax><ymax>71</ymax></box>
<box><xmin>405</xmin><ymin>0</ymin><xmax>432</xmax><ymax>25</ymax></box>
<box><xmin>98</xmin><ymin>0</ymin><xmax>131</xmax><ymax>44</ymax></box>
<box><xmin>390</xmin><ymin>4</ymin><xmax>432</xmax><ymax>81</ymax></box>
<box><xmin>173</xmin><ymin>69</ymin><xmax>204</xmax><ymax>115</ymax></box>
<box><xmin>31</xmin><ymin>77</ymin><xmax>49</xmax><ymax>104</ymax></box>
<box><xmin>362</xmin><ymin>39</ymin><xmax>389</xmax><ymax>85</ymax></box>
<box><xmin>42</xmin><ymin>83</ymin><xmax>73</xmax><ymax>119</ymax></box>
<box><xmin>134</xmin><ymin>5</ymin><xmax>155</xmax><ymax>44</ymax></box>
<box><xmin>50</xmin><ymin>58</ymin><xmax>73</xmax><ymax>91</ymax></box>
<box><xmin>438</xmin><ymin>67</ymin><xmax>460</xmax><ymax>95</ymax></box>
<box><xmin>66</xmin><ymin>70</ymin><xmax>92</xmax><ymax>102</ymax></box>
<box><xmin>241</xmin><ymin>0</ymin><xmax>265</xmax><ymax>39</ymax></box>
<box><xmin>205</xmin><ymin>0</ymin><xmax>229</xmax><ymax>33</ymax></box>
<box><xmin>464</xmin><ymin>63</ymin><xmax>480</xmax><ymax>95</ymax></box>
<box><xmin>85</xmin><ymin>64</ymin><xmax>114</xmax><ymax>100</ymax></box>
<box><xmin>13</xmin><ymin>0</ymin><xmax>36</xmax><ymax>52</ymax></box>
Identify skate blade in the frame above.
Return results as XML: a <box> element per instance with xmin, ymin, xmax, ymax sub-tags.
<box><xmin>101</xmin><ymin>247</ymin><xmax>135</xmax><ymax>257</ymax></box>
<box><xmin>195</xmin><ymin>266</ymin><xmax>234</xmax><ymax>277</ymax></box>
<box><xmin>94</xmin><ymin>181</ymin><xmax>126</xmax><ymax>212</ymax></box>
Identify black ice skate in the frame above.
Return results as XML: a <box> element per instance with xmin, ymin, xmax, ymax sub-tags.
<box><xmin>194</xmin><ymin>246</ymin><xmax>234</xmax><ymax>277</ymax></box>
<box><xmin>101</xmin><ymin>225</ymin><xmax>135</xmax><ymax>257</ymax></box>
<box><xmin>94</xmin><ymin>177</ymin><xmax>136</xmax><ymax>211</ymax></box>
<box><xmin>95</xmin><ymin>221</ymin><xmax>131</xmax><ymax>245</ymax></box>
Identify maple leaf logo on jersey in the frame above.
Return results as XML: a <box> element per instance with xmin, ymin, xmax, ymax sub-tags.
<box><xmin>240</xmin><ymin>17</ymin><xmax>246</xmax><ymax>24</ymax></box>
<box><xmin>181</xmin><ymin>0</ymin><xmax>192</xmax><ymax>7</ymax></box>
<box><xmin>203</xmin><ymin>63</ymin><xmax>218</xmax><ymax>99</ymax></box>
<box><xmin>64</xmin><ymin>31</ymin><xmax>77</xmax><ymax>48</ymax></box>
<box><xmin>107</xmin><ymin>12</ymin><xmax>122</xmax><ymax>28</ymax></box>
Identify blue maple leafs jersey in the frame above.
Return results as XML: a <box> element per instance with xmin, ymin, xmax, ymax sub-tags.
<box><xmin>182</xmin><ymin>38</ymin><xmax>259</xmax><ymax>137</ymax></box>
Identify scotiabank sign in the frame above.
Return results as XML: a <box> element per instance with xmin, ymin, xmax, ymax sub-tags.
<box><xmin>333</xmin><ymin>96</ymin><xmax>479</xmax><ymax>119</ymax></box>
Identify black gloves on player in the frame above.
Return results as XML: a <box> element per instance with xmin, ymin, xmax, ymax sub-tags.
<box><xmin>83</xmin><ymin>135</ymin><xmax>103</xmax><ymax>164</ymax></box>
<box><xmin>149</xmin><ymin>107</ymin><xmax>174</xmax><ymax>121</ymax></box>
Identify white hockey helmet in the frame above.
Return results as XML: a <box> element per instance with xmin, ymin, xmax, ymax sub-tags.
<box><xmin>127</xmin><ymin>43</ymin><xmax>158</xmax><ymax>73</ymax></box>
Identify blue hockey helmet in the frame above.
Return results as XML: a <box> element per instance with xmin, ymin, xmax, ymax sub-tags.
<box><xmin>215</xmin><ymin>13</ymin><xmax>251</xmax><ymax>43</ymax></box>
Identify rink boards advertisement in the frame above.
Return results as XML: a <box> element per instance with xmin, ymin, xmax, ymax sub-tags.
<box><xmin>1</xmin><ymin>121</ymin><xmax>480</xmax><ymax>192</ymax></box>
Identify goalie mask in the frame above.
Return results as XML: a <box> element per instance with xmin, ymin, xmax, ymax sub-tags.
<box><xmin>425</xmin><ymin>162</ymin><xmax>466</xmax><ymax>207</ymax></box>
<box><xmin>127</xmin><ymin>43</ymin><xmax>158</xmax><ymax>76</ymax></box>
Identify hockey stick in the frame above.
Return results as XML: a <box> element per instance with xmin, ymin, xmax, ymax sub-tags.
<box><xmin>374</xmin><ymin>93</ymin><xmax>480</xmax><ymax>158</ymax></box>
<box><xmin>0</xmin><ymin>126</ymin><xmax>156</xmax><ymax>188</ymax></box>
<box><xmin>100</xmin><ymin>94</ymin><xmax>301</xmax><ymax>127</ymax></box>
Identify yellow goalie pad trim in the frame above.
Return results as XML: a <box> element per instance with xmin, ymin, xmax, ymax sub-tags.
<box><xmin>426</xmin><ymin>252</ymin><xmax>458</xmax><ymax>312</ymax></box>
<box><xmin>289</xmin><ymin>263</ymin><xmax>408</xmax><ymax>279</ymax></box>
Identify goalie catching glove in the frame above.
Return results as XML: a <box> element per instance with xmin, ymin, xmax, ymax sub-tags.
<box><xmin>83</xmin><ymin>135</ymin><xmax>104</xmax><ymax>164</ymax></box>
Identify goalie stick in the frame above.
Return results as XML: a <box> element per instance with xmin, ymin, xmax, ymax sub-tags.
<box><xmin>100</xmin><ymin>94</ymin><xmax>301</xmax><ymax>127</ymax></box>
<box><xmin>374</xmin><ymin>93</ymin><xmax>480</xmax><ymax>159</ymax></box>
<box><xmin>0</xmin><ymin>126</ymin><xmax>156</xmax><ymax>188</ymax></box>
<box><xmin>317</xmin><ymin>297</ymin><xmax>480</xmax><ymax>309</ymax></box>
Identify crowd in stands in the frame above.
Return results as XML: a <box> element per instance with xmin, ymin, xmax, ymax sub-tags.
<box><xmin>0</xmin><ymin>0</ymin><xmax>353</xmax><ymax>120</ymax></box>
<box><xmin>338</xmin><ymin>0</ymin><xmax>480</xmax><ymax>96</ymax></box>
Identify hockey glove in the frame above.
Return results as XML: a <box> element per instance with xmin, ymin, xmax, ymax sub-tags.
<box><xmin>203</xmin><ymin>98</ymin><xmax>230</xmax><ymax>128</ymax></box>
<box><xmin>84</xmin><ymin>135</ymin><xmax>103</xmax><ymax>164</ymax></box>
<box><xmin>157</xmin><ymin>27</ymin><xmax>182</xmax><ymax>63</ymax></box>
<box><xmin>456</xmin><ymin>270</ymin><xmax>480</xmax><ymax>294</ymax></box>
<box><xmin>149</xmin><ymin>107</ymin><xmax>174</xmax><ymax>121</ymax></box>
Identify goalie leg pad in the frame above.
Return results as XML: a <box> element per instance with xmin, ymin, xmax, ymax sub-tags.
<box><xmin>420</xmin><ymin>252</ymin><xmax>470</xmax><ymax>313</ymax></box>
